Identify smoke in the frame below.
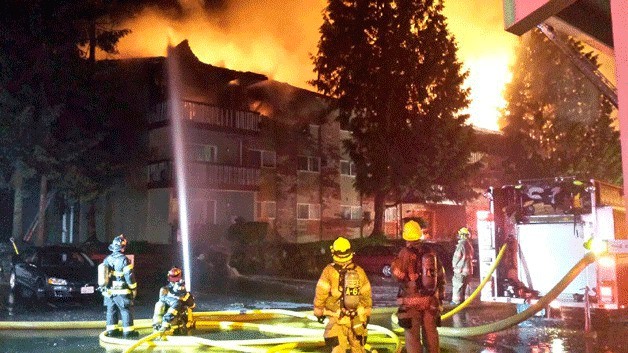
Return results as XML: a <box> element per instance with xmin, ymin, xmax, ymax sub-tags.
<box><xmin>113</xmin><ymin>0</ymin><xmax>518</xmax><ymax>130</ymax></box>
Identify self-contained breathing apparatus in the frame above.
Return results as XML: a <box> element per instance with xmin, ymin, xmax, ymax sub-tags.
<box><xmin>396</xmin><ymin>246</ymin><xmax>440</xmax><ymax>329</ymax></box>
<box><xmin>97</xmin><ymin>262</ymin><xmax>110</xmax><ymax>292</ymax></box>
<box><xmin>334</xmin><ymin>263</ymin><xmax>361</xmax><ymax>318</ymax></box>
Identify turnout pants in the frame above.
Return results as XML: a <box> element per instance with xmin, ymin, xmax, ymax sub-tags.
<box><xmin>324</xmin><ymin>315</ymin><xmax>367</xmax><ymax>353</ymax></box>
<box><xmin>105</xmin><ymin>295</ymin><xmax>135</xmax><ymax>333</ymax></box>
<box><xmin>452</xmin><ymin>272</ymin><xmax>470</xmax><ymax>304</ymax></box>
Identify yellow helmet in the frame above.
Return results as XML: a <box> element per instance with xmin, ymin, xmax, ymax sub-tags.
<box><xmin>458</xmin><ymin>227</ymin><xmax>470</xmax><ymax>238</ymax></box>
<box><xmin>330</xmin><ymin>236</ymin><xmax>354</xmax><ymax>263</ymax></box>
<box><xmin>402</xmin><ymin>220</ymin><xmax>423</xmax><ymax>241</ymax></box>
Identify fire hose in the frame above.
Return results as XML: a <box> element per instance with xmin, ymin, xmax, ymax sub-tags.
<box><xmin>442</xmin><ymin>243</ymin><xmax>508</xmax><ymax>320</ymax></box>
<box><xmin>0</xmin><ymin>250</ymin><xmax>599</xmax><ymax>351</ymax></box>
<box><xmin>389</xmin><ymin>250</ymin><xmax>597</xmax><ymax>337</ymax></box>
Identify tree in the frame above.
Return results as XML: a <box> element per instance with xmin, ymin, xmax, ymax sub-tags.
<box><xmin>499</xmin><ymin>29</ymin><xmax>621</xmax><ymax>184</ymax></box>
<box><xmin>0</xmin><ymin>0</ymin><xmax>137</xmax><ymax>244</ymax></box>
<box><xmin>310</xmin><ymin>0</ymin><xmax>476</xmax><ymax>236</ymax></box>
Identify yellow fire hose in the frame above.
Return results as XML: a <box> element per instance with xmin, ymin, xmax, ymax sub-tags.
<box><xmin>441</xmin><ymin>243</ymin><xmax>508</xmax><ymax>320</ymax></box>
<box><xmin>390</xmin><ymin>251</ymin><xmax>597</xmax><ymax>338</ymax></box>
<box><xmin>0</xmin><ymin>249</ymin><xmax>598</xmax><ymax>351</ymax></box>
<box><xmin>95</xmin><ymin>308</ymin><xmax>402</xmax><ymax>353</ymax></box>
<box><xmin>438</xmin><ymin>252</ymin><xmax>596</xmax><ymax>337</ymax></box>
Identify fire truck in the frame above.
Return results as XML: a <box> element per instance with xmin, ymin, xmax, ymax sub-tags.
<box><xmin>477</xmin><ymin>177</ymin><xmax>628</xmax><ymax>320</ymax></box>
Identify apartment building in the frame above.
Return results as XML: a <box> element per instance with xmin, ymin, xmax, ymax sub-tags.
<box><xmin>74</xmin><ymin>40</ymin><xmax>503</xmax><ymax>246</ymax></box>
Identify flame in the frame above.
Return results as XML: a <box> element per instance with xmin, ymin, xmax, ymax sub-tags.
<box><xmin>113</xmin><ymin>0</ymin><xmax>518</xmax><ymax>131</ymax></box>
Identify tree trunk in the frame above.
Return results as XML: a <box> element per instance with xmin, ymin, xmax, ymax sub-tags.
<box><xmin>35</xmin><ymin>175</ymin><xmax>47</xmax><ymax>246</ymax></box>
<box><xmin>10</xmin><ymin>165</ymin><xmax>24</xmax><ymax>242</ymax></box>
<box><xmin>89</xmin><ymin>20</ymin><xmax>96</xmax><ymax>63</ymax></box>
<box><xmin>370</xmin><ymin>190</ymin><xmax>386</xmax><ymax>237</ymax></box>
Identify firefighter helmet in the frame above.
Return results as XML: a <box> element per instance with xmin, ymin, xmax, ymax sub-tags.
<box><xmin>402</xmin><ymin>220</ymin><xmax>423</xmax><ymax>241</ymax></box>
<box><xmin>330</xmin><ymin>237</ymin><xmax>354</xmax><ymax>263</ymax></box>
<box><xmin>458</xmin><ymin>227</ymin><xmax>470</xmax><ymax>239</ymax></box>
<box><xmin>168</xmin><ymin>267</ymin><xmax>183</xmax><ymax>283</ymax></box>
<box><xmin>108</xmin><ymin>234</ymin><xmax>128</xmax><ymax>252</ymax></box>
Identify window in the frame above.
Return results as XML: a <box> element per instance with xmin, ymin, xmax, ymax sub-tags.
<box><xmin>256</xmin><ymin>201</ymin><xmax>276</xmax><ymax>219</ymax></box>
<box><xmin>298</xmin><ymin>156</ymin><xmax>320</xmax><ymax>172</ymax></box>
<box><xmin>189</xmin><ymin>144</ymin><xmax>217</xmax><ymax>163</ymax></box>
<box><xmin>341</xmin><ymin>205</ymin><xmax>362</xmax><ymax>220</ymax></box>
<box><xmin>249</xmin><ymin>150</ymin><xmax>276</xmax><ymax>168</ymax></box>
<box><xmin>147</xmin><ymin>161</ymin><xmax>171</xmax><ymax>183</ymax></box>
<box><xmin>297</xmin><ymin>203</ymin><xmax>321</xmax><ymax>220</ymax></box>
<box><xmin>309</xmin><ymin>124</ymin><xmax>320</xmax><ymax>139</ymax></box>
<box><xmin>190</xmin><ymin>199</ymin><xmax>217</xmax><ymax>225</ymax></box>
<box><xmin>469</xmin><ymin>152</ymin><xmax>485</xmax><ymax>164</ymax></box>
<box><xmin>340</xmin><ymin>160</ymin><xmax>357</xmax><ymax>176</ymax></box>
<box><xmin>385</xmin><ymin>207</ymin><xmax>398</xmax><ymax>222</ymax></box>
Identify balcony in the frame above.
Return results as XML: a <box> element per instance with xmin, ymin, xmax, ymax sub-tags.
<box><xmin>149</xmin><ymin>101</ymin><xmax>262</xmax><ymax>132</ymax></box>
<box><xmin>147</xmin><ymin>160</ymin><xmax>260</xmax><ymax>190</ymax></box>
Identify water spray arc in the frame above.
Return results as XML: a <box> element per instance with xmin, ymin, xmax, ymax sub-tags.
<box><xmin>167</xmin><ymin>44</ymin><xmax>193</xmax><ymax>290</ymax></box>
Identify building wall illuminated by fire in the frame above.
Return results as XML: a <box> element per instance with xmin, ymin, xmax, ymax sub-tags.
<box><xmin>90</xmin><ymin>40</ymin><xmax>503</xmax><ymax>246</ymax></box>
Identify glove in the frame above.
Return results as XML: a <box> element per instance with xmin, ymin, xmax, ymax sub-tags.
<box><xmin>316</xmin><ymin>315</ymin><xmax>326</xmax><ymax>324</ymax></box>
<box><xmin>152</xmin><ymin>323</ymin><xmax>161</xmax><ymax>331</ymax></box>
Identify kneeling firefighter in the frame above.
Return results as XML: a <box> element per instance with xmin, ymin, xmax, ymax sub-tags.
<box><xmin>391</xmin><ymin>220</ymin><xmax>446</xmax><ymax>353</ymax></box>
<box><xmin>152</xmin><ymin>267</ymin><xmax>196</xmax><ymax>335</ymax></box>
<box><xmin>313</xmin><ymin>237</ymin><xmax>373</xmax><ymax>353</ymax></box>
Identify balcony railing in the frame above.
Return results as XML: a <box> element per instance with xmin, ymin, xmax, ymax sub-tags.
<box><xmin>147</xmin><ymin>160</ymin><xmax>260</xmax><ymax>189</ymax></box>
<box><xmin>149</xmin><ymin>101</ymin><xmax>261</xmax><ymax>132</ymax></box>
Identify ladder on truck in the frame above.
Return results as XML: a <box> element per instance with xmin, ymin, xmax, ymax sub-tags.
<box><xmin>537</xmin><ymin>23</ymin><xmax>618</xmax><ymax>108</ymax></box>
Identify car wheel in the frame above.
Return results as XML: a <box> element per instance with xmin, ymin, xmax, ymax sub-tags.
<box><xmin>382</xmin><ymin>264</ymin><xmax>392</xmax><ymax>277</ymax></box>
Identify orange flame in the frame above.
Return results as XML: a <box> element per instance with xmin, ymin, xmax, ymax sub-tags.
<box><xmin>113</xmin><ymin>0</ymin><xmax>519</xmax><ymax>131</ymax></box>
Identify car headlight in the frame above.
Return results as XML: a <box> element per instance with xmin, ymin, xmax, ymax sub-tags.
<box><xmin>48</xmin><ymin>277</ymin><xmax>68</xmax><ymax>286</ymax></box>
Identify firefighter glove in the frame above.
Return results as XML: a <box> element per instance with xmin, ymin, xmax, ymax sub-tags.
<box><xmin>316</xmin><ymin>315</ymin><xmax>326</xmax><ymax>324</ymax></box>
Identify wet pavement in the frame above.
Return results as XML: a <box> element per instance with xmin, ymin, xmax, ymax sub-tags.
<box><xmin>0</xmin><ymin>274</ymin><xmax>626</xmax><ymax>352</ymax></box>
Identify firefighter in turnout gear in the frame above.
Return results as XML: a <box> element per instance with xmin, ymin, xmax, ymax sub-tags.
<box><xmin>391</xmin><ymin>220</ymin><xmax>446</xmax><ymax>353</ymax></box>
<box><xmin>451</xmin><ymin>227</ymin><xmax>475</xmax><ymax>305</ymax></box>
<box><xmin>152</xmin><ymin>267</ymin><xmax>196</xmax><ymax>335</ymax></box>
<box><xmin>99</xmin><ymin>234</ymin><xmax>138</xmax><ymax>338</ymax></box>
<box><xmin>313</xmin><ymin>237</ymin><xmax>373</xmax><ymax>353</ymax></box>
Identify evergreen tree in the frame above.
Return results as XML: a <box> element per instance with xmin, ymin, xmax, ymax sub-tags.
<box><xmin>311</xmin><ymin>0</ymin><xmax>476</xmax><ymax>236</ymax></box>
<box><xmin>0</xmin><ymin>0</ymin><xmax>138</xmax><ymax>244</ymax></box>
<box><xmin>500</xmin><ymin>29</ymin><xmax>621</xmax><ymax>184</ymax></box>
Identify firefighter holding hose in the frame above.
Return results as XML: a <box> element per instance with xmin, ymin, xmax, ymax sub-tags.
<box><xmin>313</xmin><ymin>236</ymin><xmax>373</xmax><ymax>353</ymax></box>
<box><xmin>99</xmin><ymin>234</ymin><xmax>138</xmax><ymax>338</ymax></box>
<box><xmin>152</xmin><ymin>267</ymin><xmax>196</xmax><ymax>335</ymax></box>
<box><xmin>392</xmin><ymin>220</ymin><xmax>446</xmax><ymax>353</ymax></box>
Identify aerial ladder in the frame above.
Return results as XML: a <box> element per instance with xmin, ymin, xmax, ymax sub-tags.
<box><xmin>537</xmin><ymin>23</ymin><xmax>618</xmax><ymax>108</ymax></box>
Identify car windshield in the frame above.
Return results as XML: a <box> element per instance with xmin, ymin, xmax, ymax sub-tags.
<box><xmin>40</xmin><ymin>251</ymin><xmax>94</xmax><ymax>267</ymax></box>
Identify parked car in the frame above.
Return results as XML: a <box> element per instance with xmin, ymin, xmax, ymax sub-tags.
<box><xmin>9</xmin><ymin>245</ymin><xmax>98</xmax><ymax>301</ymax></box>
<box><xmin>353</xmin><ymin>244</ymin><xmax>400</xmax><ymax>277</ymax></box>
<box><xmin>354</xmin><ymin>241</ymin><xmax>453</xmax><ymax>278</ymax></box>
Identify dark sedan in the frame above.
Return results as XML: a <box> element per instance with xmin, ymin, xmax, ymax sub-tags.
<box><xmin>9</xmin><ymin>245</ymin><xmax>98</xmax><ymax>301</ymax></box>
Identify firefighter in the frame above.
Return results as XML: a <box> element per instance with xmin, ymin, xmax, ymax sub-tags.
<box><xmin>391</xmin><ymin>220</ymin><xmax>446</xmax><ymax>353</ymax></box>
<box><xmin>451</xmin><ymin>226</ymin><xmax>475</xmax><ymax>305</ymax></box>
<box><xmin>152</xmin><ymin>267</ymin><xmax>196</xmax><ymax>335</ymax></box>
<box><xmin>313</xmin><ymin>236</ymin><xmax>373</xmax><ymax>353</ymax></box>
<box><xmin>99</xmin><ymin>234</ymin><xmax>138</xmax><ymax>338</ymax></box>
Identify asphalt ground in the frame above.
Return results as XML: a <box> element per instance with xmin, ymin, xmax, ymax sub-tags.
<box><xmin>0</xmin><ymin>273</ymin><xmax>626</xmax><ymax>352</ymax></box>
